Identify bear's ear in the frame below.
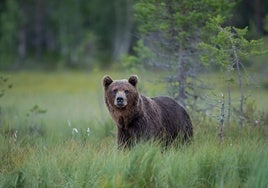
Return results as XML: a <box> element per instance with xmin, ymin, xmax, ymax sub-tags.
<box><xmin>103</xmin><ymin>75</ymin><xmax>113</xmax><ymax>88</ymax></box>
<box><xmin>128</xmin><ymin>75</ymin><xmax>138</xmax><ymax>87</ymax></box>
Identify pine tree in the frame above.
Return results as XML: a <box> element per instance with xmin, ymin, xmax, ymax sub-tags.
<box><xmin>133</xmin><ymin>0</ymin><xmax>234</xmax><ymax>107</ymax></box>
<box><xmin>199</xmin><ymin>16</ymin><xmax>265</xmax><ymax>129</ymax></box>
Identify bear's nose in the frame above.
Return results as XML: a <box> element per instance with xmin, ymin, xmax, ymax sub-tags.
<box><xmin>117</xmin><ymin>97</ymin><xmax>124</xmax><ymax>103</ymax></box>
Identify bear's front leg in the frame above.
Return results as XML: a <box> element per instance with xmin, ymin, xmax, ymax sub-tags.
<box><xmin>117</xmin><ymin>128</ymin><xmax>133</xmax><ymax>149</ymax></box>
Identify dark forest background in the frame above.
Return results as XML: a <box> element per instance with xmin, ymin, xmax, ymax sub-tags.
<box><xmin>0</xmin><ymin>0</ymin><xmax>268</xmax><ymax>70</ymax></box>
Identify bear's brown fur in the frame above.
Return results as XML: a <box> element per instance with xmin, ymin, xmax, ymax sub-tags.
<box><xmin>103</xmin><ymin>75</ymin><xmax>193</xmax><ymax>148</ymax></box>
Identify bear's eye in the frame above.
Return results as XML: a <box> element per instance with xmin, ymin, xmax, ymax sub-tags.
<box><xmin>112</xmin><ymin>89</ymin><xmax>118</xmax><ymax>94</ymax></box>
<box><xmin>125</xmin><ymin>90</ymin><xmax>129</xmax><ymax>95</ymax></box>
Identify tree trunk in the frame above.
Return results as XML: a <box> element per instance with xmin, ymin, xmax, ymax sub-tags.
<box><xmin>35</xmin><ymin>0</ymin><xmax>43</xmax><ymax>62</ymax></box>
<box><xmin>226</xmin><ymin>85</ymin><xmax>231</xmax><ymax>134</ymax></box>
<box><xmin>218</xmin><ymin>93</ymin><xmax>225</xmax><ymax>144</ymax></box>
<box><xmin>178</xmin><ymin>46</ymin><xmax>187</xmax><ymax>107</ymax></box>
<box><xmin>232</xmin><ymin>44</ymin><xmax>244</xmax><ymax>130</ymax></box>
<box><xmin>253</xmin><ymin>0</ymin><xmax>264</xmax><ymax>35</ymax></box>
<box><xmin>113</xmin><ymin>0</ymin><xmax>134</xmax><ymax>61</ymax></box>
<box><xmin>18</xmin><ymin>25</ymin><xmax>26</xmax><ymax>62</ymax></box>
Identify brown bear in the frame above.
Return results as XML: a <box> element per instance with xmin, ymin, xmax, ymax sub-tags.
<box><xmin>103</xmin><ymin>75</ymin><xmax>193</xmax><ymax>148</ymax></box>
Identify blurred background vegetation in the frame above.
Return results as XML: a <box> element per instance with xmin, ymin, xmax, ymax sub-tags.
<box><xmin>0</xmin><ymin>0</ymin><xmax>267</xmax><ymax>70</ymax></box>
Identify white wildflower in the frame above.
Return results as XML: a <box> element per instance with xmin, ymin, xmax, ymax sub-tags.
<box><xmin>72</xmin><ymin>128</ymin><xmax>78</xmax><ymax>134</ymax></box>
<box><xmin>67</xmin><ymin>120</ymin><xmax>72</xmax><ymax>127</ymax></box>
<box><xmin>87</xmin><ymin>128</ymin><xmax>90</xmax><ymax>136</ymax></box>
<box><xmin>13</xmin><ymin>130</ymin><xmax>18</xmax><ymax>142</ymax></box>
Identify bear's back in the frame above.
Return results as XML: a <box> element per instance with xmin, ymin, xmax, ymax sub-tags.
<box><xmin>151</xmin><ymin>96</ymin><xmax>185</xmax><ymax>114</ymax></box>
<box><xmin>151</xmin><ymin>96</ymin><xmax>193</xmax><ymax>140</ymax></box>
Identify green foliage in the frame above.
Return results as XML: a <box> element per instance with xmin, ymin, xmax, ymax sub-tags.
<box><xmin>132</xmin><ymin>0</ymin><xmax>237</xmax><ymax>107</ymax></box>
<box><xmin>199</xmin><ymin>15</ymin><xmax>267</xmax><ymax>129</ymax></box>
<box><xmin>26</xmin><ymin>105</ymin><xmax>47</xmax><ymax>137</ymax></box>
<box><xmin>0</xmin><ymin>0</ymin><xmax>20</xmax><ymax>68</ymax></box>
<box><xmin>264</xmin><ymin>15</ymin><xmax>268</xmax><ymax>33</ymax></box>
<box><xmin>28</xmin><ymin>105</ymin><xmax>47</xmax><ymax>115</ymax></box>
<box><xmin>0</xmin><ymin>75</ymin><xmax>13</xmax><ymax>132</ymax></box>
<box><xmin>0</xmin><ymin>0</ymin><xmax>135</xmax><ymax>69</ymax></box>
<box><xmin>53</xmin><ymin>0</ymin><xmax>85</xmax><ymax>67</ymax></box>
<box><xmin>134</xmin><ymin>0</ymin><xmax>235</xmax><ymax>43</ymax></box>
<box><xmin>199</xmin><ymin>15</ymin><xmax>265</xmax><ymax>69</ymax></box>
<box><xmin>121</xmin><ymin>39</ymin><xmax>154</xmax><ymax>71</ymax></box>
<box><xmin>0</xmin><ymin>76</ymin><xmax>12</xmax><ymax>99</ymax></box>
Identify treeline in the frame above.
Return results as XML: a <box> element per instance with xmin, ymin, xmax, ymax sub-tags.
<box><xmin>0</xmin><ymin>0</ymin><xmax>267</xmax><ymax>69</ymax></box>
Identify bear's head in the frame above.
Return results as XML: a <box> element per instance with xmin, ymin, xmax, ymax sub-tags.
<box><xmin>103</xmin><ymin>75</ymin><xmax>139</xmax><ymax>110</ymax></box>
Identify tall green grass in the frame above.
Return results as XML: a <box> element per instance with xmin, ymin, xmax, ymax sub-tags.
<box><xmin>0</xmin><ymin>71</ymin><xmax>267</xmax><ymax>187</ymax></box>
<box><xmin>1</xmin><ymin>130</ymin><xmax>267</xmax><ymax>187</ymax></box>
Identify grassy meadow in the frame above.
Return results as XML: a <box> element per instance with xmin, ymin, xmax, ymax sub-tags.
<box><xmin>0</xmin><ymin>70</ymin><xmax>267</xmax><ymax>187</ymax></box>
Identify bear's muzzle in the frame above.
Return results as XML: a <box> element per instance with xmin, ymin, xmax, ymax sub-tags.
<box><xmin>114</xmin><ymin>91</ymin><xmax>127</xmax><ymax>108</ymax></box>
